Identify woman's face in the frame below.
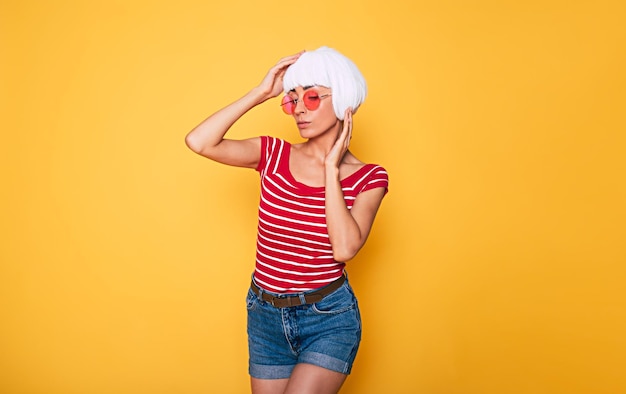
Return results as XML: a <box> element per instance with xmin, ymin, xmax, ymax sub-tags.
<box><xmin>285</xmin><ymin>86</ymin><xmax>339</xmax><ymax>139</ymax></box>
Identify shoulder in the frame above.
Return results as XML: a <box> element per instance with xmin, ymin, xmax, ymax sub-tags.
<box><xmin>260</xmin><ymin>136</ymin><xmax>291</xmax><ymax>151</ymax></box>
<box><xmin>257</xmin><ymin>136</ymin><xmax>291</xmax><ymax>172</ymax></box>
<box><xmin>345</xmin><ymin>152</ymin><xmax>389</xmax><ymax>180</ymax></box>
<box><xmin>357</xmin><ymin>163</ymin><xmax>389</xmax><ymax>195</ymax></box>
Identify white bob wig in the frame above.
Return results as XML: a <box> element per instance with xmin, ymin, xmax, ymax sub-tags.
<box><xmin>282</xmin><ymin>46</ymin><xmax>367</xmax><ymax>121</ymax></box>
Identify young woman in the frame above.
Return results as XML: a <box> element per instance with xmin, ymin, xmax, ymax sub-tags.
<box><xmin>185</xmin><ymin>47</ymin><xmax>389</xmax><ymax>394</ymax></box>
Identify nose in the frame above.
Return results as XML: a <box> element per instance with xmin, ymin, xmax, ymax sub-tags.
<box><xmin>293</xmin><ymin>97</ymin><xmax>306</xmax><ymax>114</ymax></box>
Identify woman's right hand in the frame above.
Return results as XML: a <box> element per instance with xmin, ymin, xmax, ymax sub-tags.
<box><xmin>256</xmin><ymin>51</ymin><xmax>304</xmax><ymax>101</ymax></box>
<box><xmin>185</xmin><ymin>51</ymin><xmax>303</xmax><ymax>168</ymax></box>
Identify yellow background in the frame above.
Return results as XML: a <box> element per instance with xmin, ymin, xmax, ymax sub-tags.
<box><xmin>2</xmin><ymin>0</ymin><xmax>625</xmax><ymax>393</ymax></box>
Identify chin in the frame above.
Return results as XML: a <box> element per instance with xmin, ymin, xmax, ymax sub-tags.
<box><xmin>298</xmin><ymin>132</ymin><xmax>316</xmax><ymax>140</ymax></box>
<box><xmin>297</xmin><ymin>128</ymin><xmax>321</xmax><ymax>139</ymax></box>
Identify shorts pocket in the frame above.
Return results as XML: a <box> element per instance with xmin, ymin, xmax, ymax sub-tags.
<box><xmin>311</xmin><ymin>284</ymin><xmax>356</xmax><ymax>315</ymax></box>
<box><xmin>246</xmin><ymin>289</ymin><xmax>258</xmax><ymax>311</ymax></box>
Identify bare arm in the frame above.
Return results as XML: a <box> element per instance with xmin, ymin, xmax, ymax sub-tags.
<box><xmin>185</xmin><ymin>52</ymin><xmax>303</xmax><ymax>168</ymax></box>
<box><xmin>324</xmin><ymin>109</ymin><xmax>386</xmax><ymax>262</ymax></box>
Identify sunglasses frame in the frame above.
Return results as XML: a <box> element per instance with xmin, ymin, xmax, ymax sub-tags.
<box><xmin>280</xmin><ymin>90</ymin><xmax>332</xmax><ymax>115</ymax></box>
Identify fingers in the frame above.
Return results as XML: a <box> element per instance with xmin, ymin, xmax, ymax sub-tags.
<box><xmin>277</xmin><ymin>51</ymin><xmax>305</xmax><ymax>64</ymax></box>
<box><xmin>325</xmin><ymin>108</ymin><xmax>353</xmax><ymax>167</ymax></box>
<box><xmin>259</xmin><ymin>51</ymin><xmax>304</xmax><ymax>98</ymax></box>
<box><xmin>345</xmin><ymin>109</ymin><xmax>353</xmax><ymax>148</ymax></box>
<box><xmin>343</xmin><ymin>107</ymin><xmax>353</xmax><ymax>142</ymax></box>
<box><xmin>333</xmin><ymin>108</ymin><xmax>352</xmax><ymax>154</ymax></box>
<box><xmin>273</xmin><ymin>51</ymin><xmax>304</xmax><ymax>70</ymax></box>
<box><xmin>266</xmin><ymin>52</ymin><xmax>303</xmax><ymax>84</ymax></box>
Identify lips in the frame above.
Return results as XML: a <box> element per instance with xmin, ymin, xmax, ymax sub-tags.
<box><xmin>296</xmin><ymin>121</ymin><xmax>311</xmax><ymax>129</ymax></box>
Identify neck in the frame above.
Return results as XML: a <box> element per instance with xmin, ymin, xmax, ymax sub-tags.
<box><xmin>301</xmin><ymin>120</ymin><xmax>343</xmax><ymax>161</ymax></box>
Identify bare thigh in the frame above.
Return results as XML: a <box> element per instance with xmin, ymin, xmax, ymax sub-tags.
<box><xmin>251</xmin><ymin>364</ymin><xmax>347</xmax><ymax>394</ymax></box>
<box><xmin>284</xmin><ymin>363</ymin><xmax>347</xmax><ymax>394</ymax></box>
<box><xmin>250</xmin><ymin>377</ymin><xmax>289</xmax><ymax>394</ymax></box>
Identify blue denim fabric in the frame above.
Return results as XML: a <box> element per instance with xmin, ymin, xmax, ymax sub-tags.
<box><xmin>246</xmin><ymin>278</ymin><xmax>362</xmax><ymax>379</ymax></box>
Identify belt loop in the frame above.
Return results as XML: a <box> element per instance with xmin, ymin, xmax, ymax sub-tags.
<box><xmin>254</xmin><ymin>279</ymin><xmax>265</xmax><ymax>297</ymax></box>
<box><xmin>298</xmin><ymin>293</ymin><xmax>307</xmax><ymax>305</ymax></box>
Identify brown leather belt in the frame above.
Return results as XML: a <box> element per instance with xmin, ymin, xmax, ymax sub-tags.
<box><xmin>250</xmin><ymin>274</ymin><xmax>346</xmax><ymax>308</ymax></box>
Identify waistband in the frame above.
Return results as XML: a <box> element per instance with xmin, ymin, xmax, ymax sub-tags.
<box><xmin>250</xmin><ymin>274</ymin><xmax>346</xmax><ymax>308</ymax></box>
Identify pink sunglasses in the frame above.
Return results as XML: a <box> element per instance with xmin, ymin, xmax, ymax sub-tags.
<box><xmin>280</xmin><ymin>91</ymin><xmax>331</xmax><ymax>115</ymax></box>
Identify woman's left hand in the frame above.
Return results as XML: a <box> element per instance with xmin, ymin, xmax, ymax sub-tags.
<box><xmin>325</xmin><ymin>108</ymin><xmax>353</xmax><ymax>168</ymax></box>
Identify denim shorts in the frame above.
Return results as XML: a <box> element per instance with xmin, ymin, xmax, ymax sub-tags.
<box><xmin>246</xmin><ymin>277</ymin><xmax>362</xmax><ymax>379</ymax></box>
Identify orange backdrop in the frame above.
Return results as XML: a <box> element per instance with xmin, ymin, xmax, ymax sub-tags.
<box><xmin>1</xmin><ymin>1</ymin><xmax>625</xmax><ymax>393</ymax></box>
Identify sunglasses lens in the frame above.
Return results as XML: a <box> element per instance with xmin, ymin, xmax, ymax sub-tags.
<box><xmin>281</xmin><ymin>95</ymin><xmax>295</xmax><ymax>115</ymax></box>
<box><xmin>303</xmin><ymin>91</ymin><xmax>322</xmax><ymax>111</ymax></box>
<box><xmin>281</xmin><ymin>91</ymin><xmax>327</xmax><ymax>114</ymax></box>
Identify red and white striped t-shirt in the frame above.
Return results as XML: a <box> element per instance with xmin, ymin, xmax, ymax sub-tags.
<box><xmin>253</xmin><ymin>136</ymin><xmax>389</xmax><ymax>293</ymax></box>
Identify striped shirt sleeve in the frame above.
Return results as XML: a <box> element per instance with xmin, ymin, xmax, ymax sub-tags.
<box><xmin>359</xmin><ymin>165</ymin><xmax>389</xmax><ymax>195</ymax></box>
<box><xmin>255</xmin><ymin>136</ymin><xmax>272</xmax><ymax>175</ymax></box>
